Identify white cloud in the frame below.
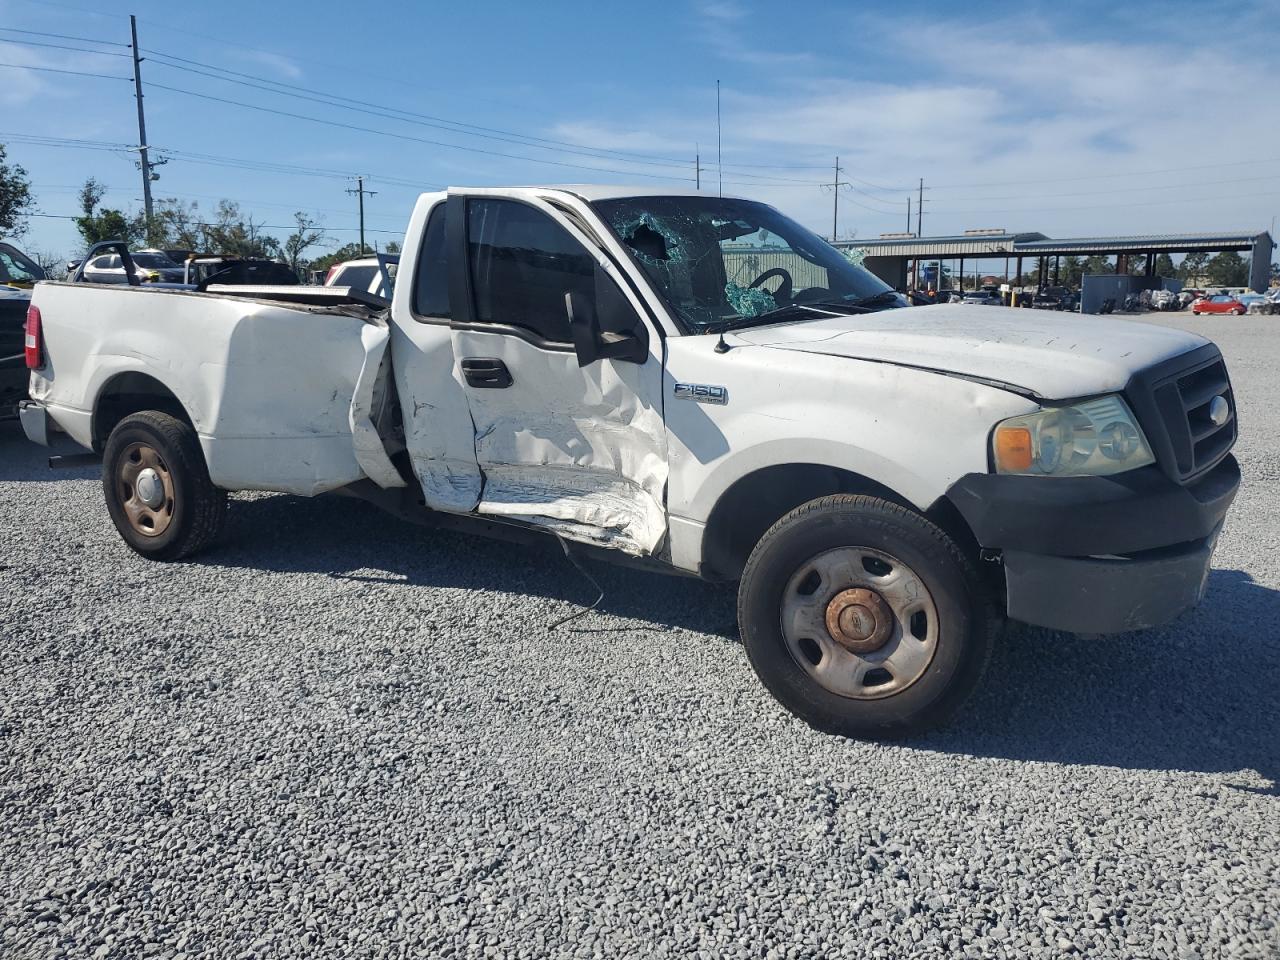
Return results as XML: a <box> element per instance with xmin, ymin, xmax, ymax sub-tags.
<box><xmin>233</xmin><ymin>49</ymin><xmax>303</xmax><ymax>80</ymax></box>
<box><xmin>629</xmin><ymin>6</ymin><xmax>1280</xmax><ymax>239</ymax></box>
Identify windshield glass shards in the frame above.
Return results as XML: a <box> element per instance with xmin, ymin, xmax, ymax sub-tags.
<box><xmin>592</xmin><ymin>195</ymin><xmax>902</xmax><ymax>332</ymax></box>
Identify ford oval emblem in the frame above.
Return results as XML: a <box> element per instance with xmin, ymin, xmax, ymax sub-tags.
<box><xmin>1208</xmin><ymin>395</ymin><xmax>1229</xmax><ymax>427</ymax></box>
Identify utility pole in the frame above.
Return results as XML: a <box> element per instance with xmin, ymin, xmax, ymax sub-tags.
<box><xmin>129</xmin><ymin>15</ymin><xmax>155</xmax><ymax>243</ymax></box>
<box><xmin>346</xmin><ymin>176</ymin><xmax>376</xmax><ymax>253</ymax></box>
<box><xmin>906</xmin><ymin>196</ymin><xmax>911</xmax><ymax>235</ymax></box>
<box><xmin>695</xmin><ymin>145</ymin><xmax>705</xmax><ymax>190</ymax></box>
<box><xmin>821</xmin><ymin>157</ymin><xmax>849</xmax><ymax>241</ymax></box>
<box><xmin>715</xmin><ymin>80</ymin><xmax>723</xmax><ymax>197</ymax></box>
<box><xmin>916</xmin><ymin>177</ymin><xmax>925</xmax><ymax>238</ymax></box>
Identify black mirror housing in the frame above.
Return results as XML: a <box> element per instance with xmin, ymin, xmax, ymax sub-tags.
<box><xmin>565</xmin><ymin>265</ymin><xmax>649</xmax><ymax>367</ymax></box>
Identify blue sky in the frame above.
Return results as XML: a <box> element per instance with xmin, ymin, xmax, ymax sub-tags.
<box><xmin>1</xmin><ymin>0</ymin><xmax>1277</xmax><ymax>259</ymax></box>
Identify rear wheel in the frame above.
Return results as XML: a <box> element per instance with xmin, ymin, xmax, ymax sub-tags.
<box><xmin>102</xmin><ymin>411</ymin><xmax>227</xmax><ymax>560</ymax></box>
<box><xmin>737</xmin><ymin>495</ymin><xmax>994</xmax><ymax>738</ymax></box>
<box><xmin>1232</xmin><ymin>307</ymin><xmax>1245</xmax><ymax>315</ymax></box>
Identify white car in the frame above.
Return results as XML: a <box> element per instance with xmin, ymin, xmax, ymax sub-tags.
<box><xmin>78</xmin><ymin>251</ymin><xmax>185</xmax><ymax>285</ymax></box>
<box><xmin>19</xmin><ymin>186</ymin><xmax>1240</xmax><ymax>737</ymax></box>
<box><xmin>324</xmin><ymin>254</ymin><xmax>398</xmax><ymax>299</ymax></box>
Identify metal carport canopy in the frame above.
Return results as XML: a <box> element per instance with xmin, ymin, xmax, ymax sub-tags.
<box><xmin>1010</xmin><ymin>232</ymin><xmax>1270</xmax><ymax>257</ymax></box>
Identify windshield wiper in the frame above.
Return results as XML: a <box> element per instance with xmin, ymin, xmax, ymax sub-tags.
<box><xmin>806</xmin><ymin>291</ymin><xmax>903</xmax><ymax>310</ymax></box>
<box><xmin>720</xmin><ymin>303</ymin><xmax>829</xmax><ymax>330</ymax></box>
<box><xmin>716</xmin><ymin>291</ymin><xmax>904</xmax><ymax>334</ymax></box>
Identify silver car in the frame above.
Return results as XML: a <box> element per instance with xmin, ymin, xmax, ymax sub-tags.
<box><xmin>79</xmin><ymin>251</ymin><xmax>185</xmax><ymax>285</ymax></box>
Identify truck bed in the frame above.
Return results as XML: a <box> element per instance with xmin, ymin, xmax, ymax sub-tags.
<box><xmin>27</xmin><ymin>281</ymin><xmax>404</xmax><ymax>496</ymax></box>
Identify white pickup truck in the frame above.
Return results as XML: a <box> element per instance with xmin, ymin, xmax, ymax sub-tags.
<box><xmin>19</xmin><ymin>186</ymin><xmax>1239</xmax><ymax>736</ymax></box>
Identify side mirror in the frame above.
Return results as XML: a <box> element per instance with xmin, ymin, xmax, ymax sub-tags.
<box><xmin>564</xmin><ymin>266</ymin><xmax>649</xmax><ymax>367</ymax></box>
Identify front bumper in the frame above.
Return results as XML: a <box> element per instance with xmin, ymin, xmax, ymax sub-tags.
<box><xmin>947</xmin><ymin>455</ymin><xmax>1239</xmax><ymax>634</ymax></box>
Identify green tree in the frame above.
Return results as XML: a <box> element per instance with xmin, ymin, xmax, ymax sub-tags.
<box><xmin>282</xmin><ymin>212</ymin><xmax>325</xmax><ymax>278</ymax></box>
<box><xmin>0</xmin><ymin>143</ymin><xmax>34</xmax><ymax>237</ymax></box>
<box><xmin>151</xmin><ymin>198</ymin><xmax>204</xmax><ymax>250</ymax></box>
<box><xmin>1057</xmin><ymin>255</ymin><xmax>1083</xmax><ymax>287</ymax></box>
<box><xmin>1153</xmin><ymin>253</ymin><xmax>1176</xmax><ymax>278</ymax></box>
<box><xmin>384</xmin><ymin>240</ymin><xmax>402</xmax><ymax>255</ymax></box>
<box><xmin>73</xmin><ymin>178</ymin><xmax>143</xmax><ymax>248</ymax></box>
<box><xmin>201</xmin><ymin>200</ymin><xmax>279</xmax><ymax>258</ymax></box>
<box><xmin>1178</xmin><ymin>252</ymin><xmax>1209</xmax><ymax>284</ymax></box>
<box><xmin>309</xmin><ymin>242</ymin><xmax>367</xmax><ymax>274</ymax></box>
<box><xmin>1082</xmin><ymin>254</ymin><xmax>1113</xmax><ymax>276</ymax></box>
<box><xmin>1204</xmin><ymin>251</ymin><xmax>1248</xmax><ymax>287</ymax></box>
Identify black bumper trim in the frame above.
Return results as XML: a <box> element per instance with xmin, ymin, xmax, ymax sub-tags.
<box><xmin>946</xmin><ymin>456</ymin><xmax>1238</xmax><ymax>635</ymax></box>
<box><xmin>1003</xmin><ymin>530</ymin><xmax>1218</xmax><ymax>634</ymax></box>
<box><xmin>946</xmin><ymin>455</ymin><xmax>1238</xmax><ymax>559</ymax></box>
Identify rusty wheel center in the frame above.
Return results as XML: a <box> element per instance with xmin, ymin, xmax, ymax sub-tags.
<box><xmin>118</xmin><ymin>442</ymin><xmax>175</xmax><ymax>538</ymax></box>
<box><xmin>824</xmin><ymin>587</ymin><xmax>893</xmax><ymax>654</ymax></box>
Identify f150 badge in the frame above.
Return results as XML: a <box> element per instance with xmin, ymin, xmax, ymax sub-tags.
<box><xmin>674</xmin><ymin>382</ymin><xmax>728</xmax><ymax>405</ymax></box>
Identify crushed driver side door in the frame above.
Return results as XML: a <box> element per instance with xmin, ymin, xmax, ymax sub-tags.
<box><xmin>444</xmin><ymin>189</ymin><xmax>668</xmax><ymax>556</ymax></box>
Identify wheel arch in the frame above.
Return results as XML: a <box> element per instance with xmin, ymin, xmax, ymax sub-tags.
<box><xmin>698</xmin><ymin>462</ymin><xmax>984</xmax><ymax>582</ymax></box>
<box><xmin>92</xmin><ymin>371</ymin><xmax>195</xmax><ymax>452</ymax></box>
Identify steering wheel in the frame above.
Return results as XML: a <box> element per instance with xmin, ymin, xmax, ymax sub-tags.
<box><xmin>748</xmin><ymin>267</ymin><xmax>793</xmax><ymax>303</ymax></box>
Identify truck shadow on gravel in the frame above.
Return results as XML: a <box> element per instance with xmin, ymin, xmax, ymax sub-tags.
<box><xmin>932</xmin><ymin>569</ymin><xmax>1280</xmax><ymax>793</ymax></box>
<box><xmin>207</xmin><ymin>493</ymin><xmax>1277</xmax><ymax>790</ymax></box>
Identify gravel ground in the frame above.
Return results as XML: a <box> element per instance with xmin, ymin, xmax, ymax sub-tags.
<box><xmin>1</xmin><ymin>311</ymin><xmax>1277</xmax><ymax>959</ymax></box>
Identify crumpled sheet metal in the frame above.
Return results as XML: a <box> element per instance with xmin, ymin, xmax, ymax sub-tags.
<box><xmin>348</xmin><ymin>322</ymin><xmax>407</xmax><ymax>490</ymax></box>
<box><xmin>457</xmin><ymin>334</ymin><xmax>669</xmax><ymax>556</ymax></box>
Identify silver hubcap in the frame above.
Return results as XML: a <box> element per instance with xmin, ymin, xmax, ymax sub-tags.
<box><xmin>135</xmin><ymin>468</ymin><xmax>164</xmax><ymax>508</ymax></box>
<box><xmin>780</xmin><ymin>547</ymin><xmax>939</xmax><ymax>699</ymax></box>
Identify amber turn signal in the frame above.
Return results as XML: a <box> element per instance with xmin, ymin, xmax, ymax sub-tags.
<box><xmin>994</xmin><ymin>426</ymin><xmax>1033</xmax><ymax>473</ymax></box>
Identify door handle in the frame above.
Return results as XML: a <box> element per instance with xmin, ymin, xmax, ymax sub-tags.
<box><xmin>460</xmin><ymin>357</ymin><xmax>513</xmax><ymax>388</ymax></box>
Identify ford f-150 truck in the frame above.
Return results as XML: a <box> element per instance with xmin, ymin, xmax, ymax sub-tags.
<box><xmin>18</xmin><ymin>186</ymin><xmax>1239</xmax><ymax>737</ymax></box>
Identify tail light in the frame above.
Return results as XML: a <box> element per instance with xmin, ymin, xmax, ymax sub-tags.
<box><xmin>24</xmin><ymin>304</ymin><xmax>43</xmax><ymax>369</ymax></box>
<box><xmin>324</xmin><ymin>265</ymin><xmax>339</xmax><ymax>286</ymax></box>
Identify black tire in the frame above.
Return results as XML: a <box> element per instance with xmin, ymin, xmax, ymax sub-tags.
<box><xmin>102</xmin><ymin>410</ymin><xmax>227</xmax><ymax>560</ymax></box>
<box><xmin>737</xmin><ymin>495</ymin><xmax>994</xmax><ymax>739</ymax></box>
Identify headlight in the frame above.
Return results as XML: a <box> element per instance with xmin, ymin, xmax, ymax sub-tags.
<box><xmin>992</xmin><ymin>394</ymin><xmax>1154</xmax><ymax>476</ymax></box>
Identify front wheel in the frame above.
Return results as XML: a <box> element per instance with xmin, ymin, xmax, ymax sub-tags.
<box><xmin>102</xmin><ymin>410</ymin><xmax>227</xmax><ymax>560</ymax></box>
<box><xmin>738</xmin><ymin>495</ymin><xmax>994</xmax><ymax>738</ymax></box>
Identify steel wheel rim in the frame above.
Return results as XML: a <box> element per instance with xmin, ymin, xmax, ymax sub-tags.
<box><xmin>780</xmin><ymin>546</ymin><xmax>939</xmax><ymax>700</ymax></box>
<box><xmin>117</xmin><ymin>442</ymin><xmax>175</xmax><ymax>537</ymax></box>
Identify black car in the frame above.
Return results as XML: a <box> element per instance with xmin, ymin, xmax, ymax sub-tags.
<box><xmin>1032</xmin><ymin>286</ymin><xmax>1079</xmax><ymax>311</ymax></box>
<box><xmin>0</xmin><ymin>242</ymin><xmax>45</xmax><ymax>417</ymax></box>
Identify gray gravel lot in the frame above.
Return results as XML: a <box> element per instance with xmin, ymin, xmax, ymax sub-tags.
<box><xmin>1</xmin><ymin>311</ymin><xmax>1277</xmax><ymax>959</ymax></box>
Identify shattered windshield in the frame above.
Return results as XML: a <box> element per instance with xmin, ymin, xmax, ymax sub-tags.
<box><xmin>592</xmin><ymin>196</ymin><xmax>899</xmax><ymax>332</ymax></box>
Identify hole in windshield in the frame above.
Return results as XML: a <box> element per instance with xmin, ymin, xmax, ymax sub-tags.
<box><xmin>593</xmin><ymin>196</ymin><xmax>897</xmax><ymax>332</ymax></box>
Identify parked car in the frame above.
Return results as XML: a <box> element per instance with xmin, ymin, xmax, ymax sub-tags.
<box><xmin>19</xmin><ymin>186</ymin><xmax>1240</xmax><ymax>738</ymax></box>
<box><xmin>324</xmin><ymin>254</ymin><xmax>399</xmax><ymax>299</ymax></box>
<box><xmin>79</xmin><ymin>250</ymin><xmax>184</xmax><ymax>284</ymax></box>
<box><xmin>183</xmin><ymin>256</ymin><xmax>299</xmax><ymax>287</ymax></box>
<box><xmin>1190</xmin><ymin>294</ymin><xmax>1246</xmax><ymax>316</ymax></box>
<box><xmin>1</xmin><ymin>241</ymin><xmax>45</xmax><ymax>417</ymax></box>
<box><xmin>1149</xmin><ymin>289</ymin><xmax>1181</xmax><ymax>312</ymax></box>
<box><xmin>961</xmin><ymin>289</ymin><xmax>1003</xmax><ymax>306</ymax></box>
<box><xmin>1031</xmin><ymin>286</ymin><xmax>1078</xmax><ymax>311</ymax></box>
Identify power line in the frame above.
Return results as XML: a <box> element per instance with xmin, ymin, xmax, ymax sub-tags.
<box><xmin>28</xmin><ymin>211</ymin><xmax>404</xmax><ymax>234</ymax></box>
<box><xmin>140</xmin><ymin>48</ymin><xmax>829</xmax><ymax>186</ymax></box>
<box><xmin>0</xmin><ymin>61</ymin><xmax>129</xmax><ymax>80</ymax></box>
<box><xmin>142</xmin><ymin>80</ymin><xmax>699</xmax><ymax>182</ymax></box>
<box><xmin>0</xmin><ymin>35</ymin><xmax>128</xmax><ymax>56</ymax></box>
<box><xmin>929</xmin><ymin>174</ymin><xmax>1280</xmax><ymax>205</ymax></box>
<box><xmin>930</xmin><ymin>157</ymin><xmax>1280</xmax><ymax>190</ymax></box>
<box><xmin>0</xmin><ymin>26</ymin><xmax>128</xmax><ymax>46</ymax></box>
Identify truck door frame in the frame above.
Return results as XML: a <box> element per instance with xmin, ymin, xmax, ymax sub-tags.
<box><xmin>441</xmin><ymin>188</ymin><xmax>672</xmax><ymax>555</ymax></box>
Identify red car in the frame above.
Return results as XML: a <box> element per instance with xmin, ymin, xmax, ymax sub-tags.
<box><xmin>1191</xmin><ymin>294</ymin><xmax>1246</xmax><ymax>315</ymax></box>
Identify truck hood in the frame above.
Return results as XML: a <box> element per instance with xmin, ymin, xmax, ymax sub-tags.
<box><xmin>729</xmin><ymin>304</ymin><xmax>1209</xmax><ymax>399</ymax></box>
